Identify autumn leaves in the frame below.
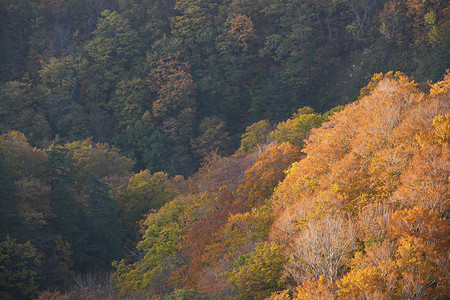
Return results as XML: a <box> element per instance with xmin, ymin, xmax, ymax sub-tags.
<box><xmin>270</xmin><ymin>73</ymin><xmax>450</xmax><ymax>298</ymax></box>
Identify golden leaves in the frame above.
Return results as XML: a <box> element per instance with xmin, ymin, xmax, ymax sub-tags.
<box><xmin>270</xmin><ymin>74</ymin><xmax>449</xmax><ymax>296</ymax></box>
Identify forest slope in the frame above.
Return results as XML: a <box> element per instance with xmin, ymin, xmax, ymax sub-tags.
<box><xmin>1</xmin><ymin>0</ymin><xmax>450</xmax><ymax>298</ymax></box>
<box><xmin>1</xmin><ymin>71</ymin><xmax>449</xmax><ymax>299</ymax></box>
<box><xmin>1</xmin><ymin>0</ymin><xmax>449</xmax><ymax>175</ymax></box>
<box><xmin>112</xmin><ymin>72</ymin><xmax>450</xmax><ymax>299</ymax></box>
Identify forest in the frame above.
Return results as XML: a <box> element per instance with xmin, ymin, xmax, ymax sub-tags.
<box><xmin>0</xmin><ymin>0</ymin><xmax>449</xmax><ymax>299</ymax></box>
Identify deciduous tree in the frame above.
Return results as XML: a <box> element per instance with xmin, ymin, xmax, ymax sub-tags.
<box><xmin>228</xmin><ymin>242</ymin><xmax>287</xmax><ymax>299</ymax></box>
<box><xmin>237</xmin><ymin>120</ymin><xmax>272</xmax><ymax>153</ymax></box>
<box><xmin>236</xmin><ymin>142</ymin><xmax>302</xmax><ymax>208</ymax></box>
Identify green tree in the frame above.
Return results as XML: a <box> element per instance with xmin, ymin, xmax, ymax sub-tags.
<box><xmin>260</xmin><ymin>0</ymin><xmax>317</xmax><ymax>89</ymax></box>
<box><xmin>247</xmin><ymin>70</ymin><xmax>290</xmax><ymax>122</ymax></box>
<box><xmin>34</xmin><ymin>235</ymin><xmax>74</xmax><ymax>291</ymax></box>
<box><xmin>170</xmin><ymin>0</ymin><xmax>217</xmax><ymax>68</ymax></box>
<box><xmin>38</xmin><ymin>55</ymin><xmax>87</xmax><ymax>103</ymax></box>
<box><xmin>117</xmin><ymin>0</ymin><xmax>174</xmax><ymax>45</ymax></box>
<box><xmin>14</xmin><ymin>177</ymin><xmax>51</xmax><ymax>239</ymax></box>
<box><xmin>54</xmin><ymin>104</ymin><xmax>90</xmax><ymax>141</ymax></box>
<box><xmin>113</xmin><ymin>196</ymin><xmax>188</xmax><ymax>296</ymax></box>
<box><xmin>0</xmin><ymin>236</ymin><xmax>41</xmax><ymax>299</ymax></box>
<box><xmin>0</xmin><ymin>131</ymin><xmax>47</xmax><ymax>177</ymax></box>
<box><xmin>0</xmin><ymin>81</ymin><xmax>47</xmax><ymax>143</ymax></box>
<box><xmin>0</xmin><ymin>151</ymin><xmax>19</xmax><ymax>240</ymax></box>
<box><xmin>190</xmin><ymin>116</ymin><xmax>231</xmax><ymax>160</ymax></box>
<box><xmin>81</xmin><ymin>175</ymin><xmax>125</xmax><ymax>271</ymax></box>
<box><xmin>237</xmin><ymin>120</ymin><xmax>272</xmax><ymax>153</ymax></box>
<box><xmin>84</xmin><ymin>10</ymin><xmax>142</xmax><ymax>104</ymax></box>
<box><xmin>113</xmin><ymin>124</ymin><xmax>169</xmax><ymax>173</ymax></box>
<box><xmin>37</xmin><ymin>55</ymin><xmax>89</xmax><ymax>141</ymax></box>
<box><xmin>64</xmin><ymin>138</ymin><xmax>134</xmax><ymax>184</ymax></box>
<box><xmin>43</xmin><ymin>143</ymin><xmax>81</xmax><ymax>263</ymax></box>
<box><xmin>228</xmin><ymin>242</ymin><xmax>287</xmax><ymax>299</ymax></box>
<box><xmin>171</xmin><ymin>0</ymin><xmax>216</xmax><ymax>40</ymax></box>
<box><xmin>0</xmin><ymin>0</ymin><xmax>39</xmax><ymax>81</ymax></box>
<box><xmin>0</xmin><ymin>131</ymin><xmax>47</xmax><ymax>239</ymax></box>
<box><xmin>269</xmin><ymin>107</ymin><xmax>324</xmax><ymax>146</ymax></box>
<box><xmin>115</xmin><ymin>170</ymin><xmax>178</xmax><ymax>239</ymax></box>
<box><xmin>110</xmin><ymin>78</ymin><xmax>153</xmax><ymax>131</ymax></box>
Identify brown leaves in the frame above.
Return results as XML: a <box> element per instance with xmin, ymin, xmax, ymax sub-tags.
<box><xmin>146</xmin><ymin>53</ymin><xmax>191</xmax><ymax>93</ymax></box>
<box><xmin>146</xmin><ymin>53</ymin><xmax>196</xmax><ymax>119</ymax></box>
<box><xmin>228</xmin><ymin>15</ymin><xmax>256</xmax><ymax>51</ymax></box>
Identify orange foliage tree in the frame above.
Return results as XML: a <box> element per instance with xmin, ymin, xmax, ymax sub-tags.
<box><xmin>338</xmin><ymin>206</ymin><xmax>450</xmax><ymax>299</ymax></box>
<box><xmin>236</xmin><ymin>142</ymin><xmax>302</xmax><ymax>209</ymax></box>
<box><xmin>271</xmin><ymin>72</ymin><xmax>449</xmax><ymax>291</ymax></box>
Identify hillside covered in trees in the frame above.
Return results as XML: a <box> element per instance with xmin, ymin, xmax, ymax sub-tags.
<box><xmin>0</xmin><ymin>0</ymin><xmax>449</xmax><ymax>299</ymax></box>
<box><xmin>2</xmin><ymin>72</ymin><xmax>449</xmax><ymax>299</ymax></box>
<box><xmin>1</xmin><ymin>0</ymin><xmax>450</xmax><ymax>175</ymax></box>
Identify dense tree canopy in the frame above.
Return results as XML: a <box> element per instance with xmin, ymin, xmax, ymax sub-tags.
<box><xmin>0</xmin><ymin>0</ymin><xmax>449</xmax><ymax>298</ymax></box>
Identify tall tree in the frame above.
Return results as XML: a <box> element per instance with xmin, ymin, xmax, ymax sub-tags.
<box><xmin>146</xmin><ymin>53</ymin><xmax>197</xmax><ymax>175</ymax></box>
<box><xmin>42</xmin><ymin>143</ymin><xmax>81</xmax><ymax>265</ymax></box>
<box><xmin>81</xmin><ymin>175</ymin><xmax>125</xmax><ymax>271</ymax></box>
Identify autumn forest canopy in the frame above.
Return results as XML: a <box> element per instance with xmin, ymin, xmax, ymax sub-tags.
<box><xmin>0</xmin><ymin>0</ymin><xmax>449</xmax><ymax>299</ymax></box>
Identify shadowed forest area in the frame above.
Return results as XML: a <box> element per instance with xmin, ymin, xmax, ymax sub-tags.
<box><xmin>0</xmin><ymin>0</ymin><xmax>449</xmax><ymax>299</ymax></box>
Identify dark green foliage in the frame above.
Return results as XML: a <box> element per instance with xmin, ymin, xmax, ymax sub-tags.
<box><xmin>42</xmin><ymin>144</ymin><xmax>102</xmax><ymax>273</ymax></box>
<box><xmin>43</xmin><ymin>144</ymin><xmax>79</xmax><ymax>240</ymax></box>
<box><xmin>110</xmin><ymin>78</ymin><xmax>153</xmax><ymax>131</ymax></box>
<box><xmin>1</xmin><ymin>0</ymin><xmax>448</xmax><ymax>175</ymax></box>
<box><xmin>33</xmin><ymin>235</ymin><xmax>74</xmax><ymax>291</ymax></box>
<box><xmin>55</xmin><ymin>105</ymin><xmax>90</xmax><ymax>141</ymax></box>
<box><xmin>0</xmin><ymin>81</ymin><xmax>46</xmax><ymax>144</ymax></box>
<box><xmin>190</xmin><ymin>116</ymin><xmax>231</xmax><ymax>160</ymax></box>
<box><xmin>0</xmin><ymin>132</ymin><xmax>48</xmax><ymax>240</ymax></box>
<box><xmin>0</xmin><ymin>133</ymin><xmax>129</xmax><ymax>295</ymax></box>
<box><xmin>0</xmin><ymin>154</ymin><xmax>19</xmax><ymax>240</ymax></box>
<box><xmin>113</xmin><ymin>125</ymin><xmax>169</xmax><ymax>173</ymax></box>
<box><xmin>81</xmin><ymin>175</ymin><xmax>125</xmax><ymax>271</ymax></box>
<box><xmin>0</xmin><ymin>236</ymin><xmax>41</xmax><ymax>299</ymax></box>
